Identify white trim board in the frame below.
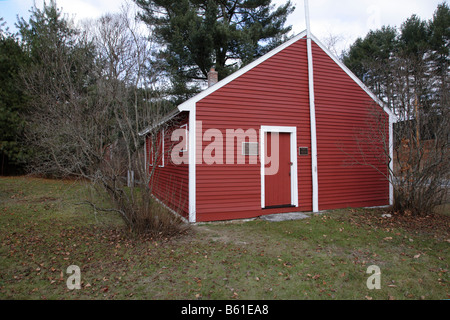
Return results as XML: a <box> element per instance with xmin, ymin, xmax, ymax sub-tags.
<box><xmin>305</xmin><ymin>13</ymin><xmax>319</xmax><ymax>213</ymax></box>
<box><xmin>260</xmin><ymin>126</ymin><xmax>299</xmax><ymax>209</ymax></box>
<box><xmin>188</xmin><ymin>108</ymin><xmax>196</xmax><ymax>223</ymax></box>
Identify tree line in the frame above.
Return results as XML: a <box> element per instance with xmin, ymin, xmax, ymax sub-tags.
<box><xmin>342</xmin><ymin>3</ymin><xmax>449</xmax><ymax>215</ymax></box>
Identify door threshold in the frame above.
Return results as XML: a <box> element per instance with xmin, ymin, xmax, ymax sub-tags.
<box><xmin>263</xmin><ymin>204</ymin><xmax>295</xmax><ymax>210</ymax></box>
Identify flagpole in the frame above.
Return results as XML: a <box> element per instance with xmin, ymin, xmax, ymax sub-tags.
<box><xmin>304</xmin><ymin>0</ymin><xmax>319</xmax><ymax>213</ymax></box>
<box><xmin>305</xmin><ymin>0</ymin><xmax>312</xmax><ymax>39</ymax></box>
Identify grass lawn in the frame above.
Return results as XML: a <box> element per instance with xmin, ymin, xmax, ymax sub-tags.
<box><xmin>0</xmin><ymin>176</ymin><xmax>448</xmax><ymax>300</ymax></box>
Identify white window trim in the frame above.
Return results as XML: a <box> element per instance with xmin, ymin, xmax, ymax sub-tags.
<box><xmin>260</xmin><ymin>126</ymin><xmax>298</xmax><ymax>209</ymax></box>
<box><xmin>148</xmin><ymin>129</ymin><xmax>165</xmax><ymax>168</ymax></box>
<box><xmin>180</xmin><ymin>124</ymin><xmax>188</xmax><ymax>153</ymax></box>
<box><xmin>158</xmin><ymin>129</ymin><xmax>165</xmax><ymax>168</ymax></box>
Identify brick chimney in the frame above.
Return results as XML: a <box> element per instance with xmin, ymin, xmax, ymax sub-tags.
<box><xmin>207</xmin><ymin>67</ymin><xmax>218</xmax><ymax>87</ymax></box>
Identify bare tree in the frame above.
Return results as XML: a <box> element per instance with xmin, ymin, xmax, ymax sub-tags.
<box><xmin>21</xmin><ymin>2</ymin><xmax>187</xmax><ymax>236</ymax></box>
<box><xmin>84</xmin><ymin>5</ymin><xmax>184</xmax><ymax>235</ymax></box>
<box><xmin>349</xmin><ymin>58</ymin><xmax>449</xmax><ymax>217</ymax></box>
<box><xmin>322</xmin><ymin>32</ymin><xmax>347</xmax><ymax>59</ymax></box>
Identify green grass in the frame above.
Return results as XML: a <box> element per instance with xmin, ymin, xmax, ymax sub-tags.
<box><xmin>0</xmin><ymin>176</ymin><xmax>448</xmax><ymax>300</ymax></box>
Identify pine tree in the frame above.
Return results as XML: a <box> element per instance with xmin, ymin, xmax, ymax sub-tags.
<box><xmin>134</xmin><ymin>0</ymin><xmax>295</xmax><ymax>103</ymax></box>
<box><xmin>428</xmin><ymin>3</ymin><xmax>450</xmax><ymax>114</ymax></box>
<box><xmin>342</xmin><ymin>26</ymin><xmax>398</xmax><ymax>110</ymax></box>
<box><xmin>0</xmin><ymin>19</ymin><xmax>29</xmax><ymax>174</ymax></box>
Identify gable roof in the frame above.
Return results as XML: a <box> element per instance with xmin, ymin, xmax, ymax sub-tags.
<box><xmin>138</xmin><ymin>107</ymin><xmax>183</xmax><ymax>136</ymax></box>
<box><xmin>140</xmin><ymin>30</ymin><xmax>396</xmax><ymax>136</ymax></box>
<box><xmin>178</xmin><ymin>30</ymin><xmax>396</xmax><ymax>120</ymax></box>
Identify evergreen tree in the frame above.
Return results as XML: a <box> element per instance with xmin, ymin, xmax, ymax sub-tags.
<box><xmin>134</xmin><ymin>0</ymin><xmax>295</xmax><ymax>103</ymax></box>
<box><xmin>0</xmin><ymin>19</ymin><xmax>29</xmax><ymax>174</ymax></box>
<box><xmin>398</xmin><ymin>14</ymin><xmax>431</xmax><ymax>115</ymax></box>
<box><xmin>342</xmin><ymin>3</ymin><xmax>449</xmax><ymax>117</ymax></box>
<box><xmin>428</xmin><ymin>3</ymin><xmax>450</xmax><ymax>114</ymax></box>
<box><xmin>342</xmin><ymin>26</ymin><xmax>398</xmax><ymax>109</ymax></box>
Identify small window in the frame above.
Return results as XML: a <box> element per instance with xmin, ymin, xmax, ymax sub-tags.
<box><xmin>299</xmin><ymin>147</ymin><xmax>309</xmax><ymax>156</ymax></box>
<box><xmin>242</xmin><ymin>142</ymin><xmax>259</xmax><ymax>156</ymax></box>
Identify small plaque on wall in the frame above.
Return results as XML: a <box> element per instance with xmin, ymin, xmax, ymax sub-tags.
<box><xmin>299</xmin><ymin>147</ymin><xmax>309</xmax><ymax>156</ymax></box>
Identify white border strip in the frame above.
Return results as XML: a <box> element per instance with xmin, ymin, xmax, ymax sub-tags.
<box><xmin>389</xmin><ymin>114</ymin><xmax>394</xmax><ymax>206</ymax></box>
<box><xmin>305</xmin><ymin>1</ymin><xmax>319</xmax><ymax>213</ymax></box>
<box><xmin>188</xmin><ymin>108</ymin><xmax>196</xmax><ymax>223</ymax></box>
<box><xmin>151</xmin><ymin>194</ymin><xmax>189</xmax><ymax>224</ymax></box>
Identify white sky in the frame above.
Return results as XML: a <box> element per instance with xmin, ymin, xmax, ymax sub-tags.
<box><xmin>0</xmin><ymin>0</ymin><xmax>446</xmax><ymax>53</ymax></box>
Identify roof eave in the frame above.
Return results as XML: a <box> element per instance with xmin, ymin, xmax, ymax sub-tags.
<box><xmin>138</xmin><ymin>108</ymin><xmax>181</xmax><ymax>137</ymax></box>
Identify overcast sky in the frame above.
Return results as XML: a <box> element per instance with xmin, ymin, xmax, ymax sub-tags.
<box><xmin>0</xmin><ymin>0</ymin><xmax>446</xmax><ymax>53</ymax></box>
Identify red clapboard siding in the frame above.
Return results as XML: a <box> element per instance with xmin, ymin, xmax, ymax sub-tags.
<box><xmin>312</xmin><ymin>42</ymin><xmax>389</xmax><ymax>210</ymax></box>
<box><xmin>147</xmin><ymin>113</ymin><xmax>189</xmax><ymax>219</ymax></box>
<box><xmin>195</xmin><ymin>38</ymin><xmax>312</xmax><ymax>222</ymax></box>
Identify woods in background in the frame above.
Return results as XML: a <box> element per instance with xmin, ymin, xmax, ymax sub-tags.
<box><xmin>343</xmin><ymin>3</ymin><xmax>449</xmax><ymax>215</ymax></box>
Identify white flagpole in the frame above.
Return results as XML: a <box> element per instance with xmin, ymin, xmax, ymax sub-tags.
<box><xmin>304</xmin><ymin>0</ymin><xmax>319</xmax><ymax>213</ymax></box>
<box><xmin>305</xmin><ymin>0</ymin><xmax>312</xmax><ymax>38</ymax></box>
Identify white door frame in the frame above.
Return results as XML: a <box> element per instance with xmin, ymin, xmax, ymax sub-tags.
<box><xmin>260</xmin><ymin>126</ymin><xmax>298</xmax><ymax>209</ymax></box>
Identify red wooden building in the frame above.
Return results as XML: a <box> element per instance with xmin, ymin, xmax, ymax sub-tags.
<box><xmin>140</xmin><ymin>31</ymin><xmax>396</xmax><ymax>223</ymax></box>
